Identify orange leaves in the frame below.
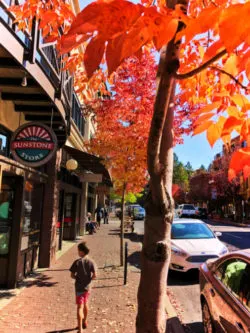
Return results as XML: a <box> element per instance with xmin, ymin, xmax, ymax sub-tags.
<box><xmin>58</xmin><ymin>34</ymin><xmax>88</xmax><ymax>54</ymax></box>
<box><xmin>219</xmin><ymin>2</ymin><xmax>250</xmax><ymax>53</ymax></box>
<box><xmin>221</xmin><ymin>117</ymin><xmax>243</xmax><ymax>136</ymax></box>
<box><xmin>176</xmin><ymin>6</ymin><xmax>220</xmax><ymax>44</ymax></box>
<box><xmin>152</xmin><ymin>15</ymin><xmax>178</xmax><ymax>51</ymax></box>
<box><xmin>39</xmin><ymin>11</ymin><xmax>58</xmax><ymax>29</ymax></box>
<box><xmin>59</xmin><ymin>0</ymin><xmax>178</xmax><ymax>76</ymax></box>
<box><xmin>193</xmin><ymin>120</ymin><xmax>213</xmax><ymax>136</ymax></box>
<box><xmin>229</xmin><ymin>148</ymin><xmax>250</xmax><ymax>181</ymax></box>
<box><xmin>84</xmin><ymin>37</ymin><xmax>105</xmax><ymax>78</ymax></box>
<box><xmin>206</xmin><ymin>116</ymin><xmax>226</xmax><ymax>148</ymax></box>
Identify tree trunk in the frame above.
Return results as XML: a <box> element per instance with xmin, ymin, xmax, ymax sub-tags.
<box><xmin>136</xmin><ymin>1</ymin><xmax>188</xmax><ymax>332</ymax></box>
<box><xmin>120</xmin><ymin>183</ymin><xmax>126</xmax><ymax>266</ymax></box>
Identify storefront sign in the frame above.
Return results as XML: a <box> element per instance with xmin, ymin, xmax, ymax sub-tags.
<box><xmin>11</xmin><ymin>122</ymin><xmax>57</xmax><ymax>167</ymax></box>
<box><xmin>81</xmin><ymin>173</ymin><xmax>103</xmax><ymax>183</ymax></box>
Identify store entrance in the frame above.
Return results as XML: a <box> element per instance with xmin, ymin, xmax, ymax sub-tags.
<box><xmin>0</xmin><ymin>176</ymin><xmax>17</xmax><ymax>286</ymax></box>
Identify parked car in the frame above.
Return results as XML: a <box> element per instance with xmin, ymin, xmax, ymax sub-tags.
<box><xmin>177</xmin><ymin>204</ymin><xmax>197</xmax><ymax>218</ymax></box>
<box><xmin>133</xmin><ymin>207</ymin><xmax>145</xmax><ymax>220</ymax></box>
<box><xmin>115</xmin><ymin>208</ymin><xmax>121</xmax><ymax>218</ymax></box>
<box><xmin>128</xmin><ymin>204</ymin><xmax>141</xmax><ymax>217</ymax></box>
<box><xmin>197</xmin><ymin>207</ymin><xmax>208</xmax><ymax>219</ymax></box>
<box><xmin>170</xmin><ymin>219</ymin><xmax>228</xmax><ymax>272</ymax></box>
<box><xmin>200</xmin><ymin>250</ymin><xmax>250</xmax><ymax>333</ymax></box>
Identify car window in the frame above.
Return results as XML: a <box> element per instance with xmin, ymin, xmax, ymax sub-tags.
<box><xmin>215</xmin><ymin>259</ymin><xmax>250</xmax><ymax>312</ymax></box>
<box><xmin>183</xmin><ymin>205</ymin><xmax>195</xmax><ymax>210</ymax></box>
<box><xmin>171</xmin><ymin>223</ymin><xmax>215</xmax><ymax>239</ymax></box>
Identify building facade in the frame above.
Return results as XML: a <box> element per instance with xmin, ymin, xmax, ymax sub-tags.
<box><xmin>0</xmin><ymin>0</ymin><xmax>111</xmax><ymax>288</ymax></box>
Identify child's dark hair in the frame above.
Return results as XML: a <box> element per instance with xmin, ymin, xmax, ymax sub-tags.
<box><xmin>78</xmin><ymin>242</ymin><xmax>89</xmax><ymax>254</ymax></box>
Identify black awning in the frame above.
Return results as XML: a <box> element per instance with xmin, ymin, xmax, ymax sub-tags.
<box><xmin>63</xmin><ymin>145</ymin><xmax>112</xmax><ymax>186</ymax></box>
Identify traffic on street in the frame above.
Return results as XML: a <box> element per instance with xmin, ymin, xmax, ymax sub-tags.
<box><xmin>134</xmin><ymin>218</ymin><xmax>250</xmax><ymax>333</ymax></box>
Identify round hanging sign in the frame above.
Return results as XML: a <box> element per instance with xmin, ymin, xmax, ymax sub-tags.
<box><xmin>11</xmin><ymin>122</ymin><xmax>58</xmax><ymax>167</ymax></box>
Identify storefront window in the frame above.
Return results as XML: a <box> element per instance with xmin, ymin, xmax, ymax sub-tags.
<box><xmin>0</xmin><ymin>126</ymin><xmax>11</xmax><ymax>157</ymax></box>
<box><xmin>0</xmin><ymin>185</ymin><xmax>14</xmax><ymax>255</ymax></box>
<box><xmin>23</xmin><ymin>182</ymin><xmax>33</xmax><ymax>233</ymax></box>
<box><xmin>65</xmin><ymin>194</ymin><xmax>73</xmax><ymax>219</ymax></box>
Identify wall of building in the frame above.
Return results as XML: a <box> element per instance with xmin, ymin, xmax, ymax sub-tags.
<box><xmin>0</xmin><ymin>98</ymin><xmax>25</xmax><ymax>131</ymax></box>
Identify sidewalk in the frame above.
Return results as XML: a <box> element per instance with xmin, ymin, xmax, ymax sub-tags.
<box><xmin>210</xmin><ymin>218</ymin><xmax>250</xmax><ymax>228</ymax></box>
<box><xmin>0</xmin><ymin>219</ymin><xmax>185</xmax><ymax>333</ymax></box>
<box><xmin>0</xmin><ymin>219</ymin><xmax>141</xmax><ymax>333</ymax></box>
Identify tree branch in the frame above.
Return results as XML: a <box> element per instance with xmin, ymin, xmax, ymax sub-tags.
<box><xmin>210</xmin><ymin>65</ymin><xmax>248</xmax><ymax>90</ymax></box>
<box><xmin>173</xmin><ymin>49</ymin><xmax>227</xmax><ymax>80</ymax></box>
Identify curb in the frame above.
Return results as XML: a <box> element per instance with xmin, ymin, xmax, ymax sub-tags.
<box><xmin>210</xmin><ymin>219</ymin><xmax>250</xmax><ymax>228</ymax></box>
<box><xmin>165</xmin><ymin>295</ymin><xmax>185</xmax><ymax>333</ymax></box>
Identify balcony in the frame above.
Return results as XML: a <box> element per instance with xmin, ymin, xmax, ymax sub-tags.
<box><xmin>72</xmin><ymin>93</ymin><xmax>85</xmax><ymax>137</ymax></box>
<box><xmin>0</xmin><ymin>0</ymin><xmax>73</xmax><ymax>147</ymax></box>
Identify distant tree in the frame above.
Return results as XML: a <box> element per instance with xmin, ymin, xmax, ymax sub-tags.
<box><xmin>189</xmin><ymin>172</ymin><xmax>211</xmax><ymax>203</ymax></box>
<box><xmin>125</xmin><ymin>192</ymin><xmax>143</xmax><ymax>204</ymax></box>
<box><xmin>185</xmin><ymin>162</ymin><xmax>194</xmax><ymax>178</ymax></box>
<box><xmin>199</xmin><ymin>164</ymin><xmax>207</xmax><ymax>171</ymax></box>
<box><xmin>173</xmin><ymin>153</ymin><xmax>190</xmax><ymax>194</ymax></box>
<box><xmin>210</xmin><ymin>151</ymin><xmax>241</xmax><ymax>220</ymax></box>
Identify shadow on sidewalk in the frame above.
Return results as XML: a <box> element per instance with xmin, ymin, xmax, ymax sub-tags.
<box><xmin>93</xmin><ymin>284</ymin><xmax>123</xmax><ymax>289</ymax></box>
<box><xmin>125</xmin><ymin>232</ymin><xmax>143</xmax><ymax>243</ymax></box>
<box><xmin>16</xmin><ymin>273</ymin><xmax>58</xmax><ymax>289</ymax></box>
<box><xmin>168</xmin><ymin>270</ymin><xmax>199</xmax><ymax>286</ymax></box>
<box><xmin>0</xmin><ymin>291</ymin><xmax>16</xmax><ymax>300</ymax></box>
<box><xmin>46</xmin><ymin>328</ymin><xmax>77</xmax><ymax>333</ymax></box>
<box><xmin>183</xmin><ymin>321</ymin><xmax>204</xmax><ymax>333</ymax></box>
<box><xmin>128</xmin><ymin>251</ymin><xmax>141</xmax><ymax>269</ymax></box>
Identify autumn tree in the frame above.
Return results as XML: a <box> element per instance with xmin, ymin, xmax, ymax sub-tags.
<box><xmin>87</xmin><ymin>53</ymin><xmax>156</xmax><ymax>265</ymax></box>
<box><xmin>210</xmin><ymin>145</ymin><xmax>241</xmax><ymax>220</ymax></box>
<box><xmin>188</xmin><ymin>170</ymin><xmax>211</xmax><ymax>204</ymax></box>
<box><xmin>11</xmin><ymin>0</ymin><xmax>250</xmax><ymax>332</ymax></box>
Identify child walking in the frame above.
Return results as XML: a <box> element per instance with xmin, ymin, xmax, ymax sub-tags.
<box><xmin>70</xmin><ymin>242</ymin><xmax>96</xmax><ymax>332</ymax></box>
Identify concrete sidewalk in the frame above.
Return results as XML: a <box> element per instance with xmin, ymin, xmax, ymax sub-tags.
<box><xmin>0</xmin><ymin>219</ymin><xmax>185</xmax><ymax>333</ymax></box>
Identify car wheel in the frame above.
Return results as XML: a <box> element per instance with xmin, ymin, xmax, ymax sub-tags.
<box><xmin>202</xmin><ymin>301</ymin><xmax>215</xmax><ymax>333</ymax></box>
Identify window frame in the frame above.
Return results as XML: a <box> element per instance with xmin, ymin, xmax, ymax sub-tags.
<box><xmin>214</xmin><ymin>257</ymin><xmax>250</xmax><ymax>315</ymax></box>
<box><xmin>0</xmin><ymin>125</ymin><xmax>11</xmax><ymax>158</ymax></box>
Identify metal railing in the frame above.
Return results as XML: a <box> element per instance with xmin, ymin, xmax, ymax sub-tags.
<box><xmin>72</xmin><ymin>93</ymin><xmax>85</xmax><ymax>136</ymax></box>
<box><xmin>0</xmin><ymin>0</ymin><xmax>73</xmax><ymax>133</ymax></box>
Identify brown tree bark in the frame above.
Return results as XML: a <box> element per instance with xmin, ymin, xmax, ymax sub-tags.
<box><xmin>120</xmin><ymin>182</ymin><xmax>126</xmax><ymax>266</ymax></box>
<box><xmin>136</xmin><ymin>1</ymin><xmax>188</xmax><ymax>332</ymax></box>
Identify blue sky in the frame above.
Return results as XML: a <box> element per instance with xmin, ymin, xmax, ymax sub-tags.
<box><xmin>174</xmin><ymin>133</ymin><xmax>223</xmax><ymax>170</ymax></box>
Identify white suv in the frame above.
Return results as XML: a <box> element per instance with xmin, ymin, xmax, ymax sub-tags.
<box><xmin>177</xmin><ymin>204</ymin><xmax>197</xmax><ymax>218</ymax></box>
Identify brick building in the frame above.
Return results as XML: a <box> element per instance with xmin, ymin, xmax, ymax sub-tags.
<box><xmin>0</xmin><ymin>0</ymin><xmax>111</xmax><ymax>288</ymax></box>
<box><xmin>209</xmin><ymin>136</ymin><xmax>249</xmax><ymax>220</ymax></box>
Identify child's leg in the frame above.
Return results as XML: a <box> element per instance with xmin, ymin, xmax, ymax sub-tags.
<box><xmin>77</xmin><ymin>304</ymin><xmax>84</xmax><ymax>333</ymax></box>
<box><xmin>83</xmin><ymin>301</ymin><xmax>88</xmax><ymax>323</ymax></box>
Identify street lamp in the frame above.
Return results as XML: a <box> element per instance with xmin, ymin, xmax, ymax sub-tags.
<box><xmin>66</xmin><ymin>159</ymin><xmax>78</xmax><ymax>171</ymax></box>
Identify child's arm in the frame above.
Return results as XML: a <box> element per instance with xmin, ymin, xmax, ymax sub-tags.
<box><xmin>69</xmin><ymin>260</ymin><xmax>77</xmax><ymax>279</ymax></box>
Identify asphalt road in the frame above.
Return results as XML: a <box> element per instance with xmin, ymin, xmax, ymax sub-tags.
<box><xmin>133</xmin><ymin>219</ymin><xmax>250</xmax><ymax>333</ymax></box>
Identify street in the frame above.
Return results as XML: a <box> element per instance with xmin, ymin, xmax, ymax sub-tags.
<box><xmin>134</xmin><ymin>219</ymin><xmax>250</xmax><ymax>333</ymax></box>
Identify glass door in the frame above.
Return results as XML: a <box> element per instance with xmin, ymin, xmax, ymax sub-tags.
<box><xmin>0</xmin><ymin>177</ymin><xmax>15</xmax><ymax>285</ymax></box>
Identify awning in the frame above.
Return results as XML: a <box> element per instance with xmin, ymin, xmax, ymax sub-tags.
<box><xmin>63</xmin><ymin>146</ymin><xmax>112</xmax><ymax>186</ymax></box>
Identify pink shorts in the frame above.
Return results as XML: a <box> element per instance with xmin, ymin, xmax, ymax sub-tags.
<box><xmin>76</xmin><ymin>291</ymin><xmax>90</xmax><ymax>305</ymax></box>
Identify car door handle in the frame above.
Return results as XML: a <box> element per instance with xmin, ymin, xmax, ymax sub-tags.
<box><xmin>209</xmin><ymin>288</ymin><xmax>215</xmax><ymax>297</ymax></box>
<box><xmin>235</xmin><ymin>322</ymin><xmax>245</xmax><ymax>333</ymax></box>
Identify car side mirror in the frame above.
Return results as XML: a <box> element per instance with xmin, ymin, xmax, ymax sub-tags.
<box><xmin>215</xmin><ymin>231</ymin><xmax>222</xmax><ymax>237</ymax></box>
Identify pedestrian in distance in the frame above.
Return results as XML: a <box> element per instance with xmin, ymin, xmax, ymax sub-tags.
<box><xmin>70</xmin><ymin>242</ymin><xmax>97</xmax><ymax>332</ymax></box>
<box><xmin>95</xmin><ymin>205</ymin><xmax>102</xmax><ymax>227</ymax></box>
<box><xmin>103</xmin><ymin>206</ymin><xmax>109</xmax><ymax>224</ymax></box>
